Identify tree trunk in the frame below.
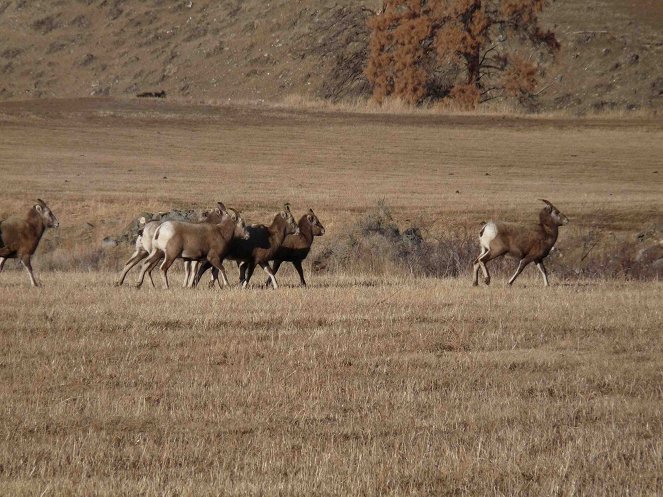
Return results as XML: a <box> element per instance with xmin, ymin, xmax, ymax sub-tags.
<box><xmin>466</xmin><ymin>47</ymin><xmax>481</xmax><ymax>88</ymax></box>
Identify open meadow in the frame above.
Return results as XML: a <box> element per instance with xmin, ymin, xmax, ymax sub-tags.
<box><xmin>1</xmin><ymin>98</ymin><xmax>662</xmax><ymax>495</ymax></box>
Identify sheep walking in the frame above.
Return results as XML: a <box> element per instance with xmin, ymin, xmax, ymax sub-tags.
<box><xmin>115</xmin><ymin>218</ymin><xmax>161</xmax><ymax>287</ymax></box>
<box><xmin>0</xmin><ymin>199</ymin><xmax>59</xmax><ymax>287</ymax></box>
<box><xmin>194</xmin><ymin>204</ymin><xmax>299</xmax><ymax>289</ymax></box>
<box><xmin>135</xmin><ymin>204</ymin><xmax>248</xmax><ymax>289</ymax></box>
<box><xmin>264</xmin><ymin>208</ymin><xmax>325</xmax><ymax>287</ymax></box>
<box><xmin>473</xmin><ymin>199</ymin><xmax>569</xmax><ymax>287</ymax></box>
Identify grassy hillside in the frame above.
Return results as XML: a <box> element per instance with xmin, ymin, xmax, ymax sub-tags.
<box><xmin>0</xmin><ymin>0</ymin><xmax>661</xmax><ymax>113</ymax></box>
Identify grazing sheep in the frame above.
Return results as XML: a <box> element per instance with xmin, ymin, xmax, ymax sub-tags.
<box><xmin>136</xmin><ymin>204</ymin><xmax>248</xmax><ymax>289</ymax></box>
<box><xmin>0</xmin><ymin>199</ymin><xmax>59</xmax><ymax>287</ymax></box>
<box><xmin>264</xmin><ymin>208</ymin><xmax>325</xmax><ymax>287</ymax></box>
<box><xmin>473</xmin><ymin>199</ymin><xmax>569</xmax><ymax>287</ymax></box>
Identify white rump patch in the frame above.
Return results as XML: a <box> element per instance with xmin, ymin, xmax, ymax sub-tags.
<box><xmin>480</xmin><ymin>222</ymin><xmax>498</xmax><ymax>250</ymax></box>
<box><xmin>153</xmin><ymin>222</ymin><xmax>176</xmax><ymax>251</ymax></box>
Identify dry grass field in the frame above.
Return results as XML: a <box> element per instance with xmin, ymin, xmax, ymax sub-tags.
<box><xmin>1</xmin><ymin>98</ymin><xmax>662</xmax><ymax>495</ymax></box>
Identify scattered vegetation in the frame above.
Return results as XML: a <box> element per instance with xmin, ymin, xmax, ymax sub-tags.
<box><xmin>313</xmin><ymin>202</ymin><xmax>663</xmax><ymax>282</ymax></box>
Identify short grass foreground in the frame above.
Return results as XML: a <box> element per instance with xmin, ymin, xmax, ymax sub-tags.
<box><xmin>1</xmin><ymin>272</ymin><xmax>661</xmax><ymax>496</ymax></box>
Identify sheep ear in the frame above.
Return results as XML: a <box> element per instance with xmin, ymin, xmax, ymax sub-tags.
<box><xmin>214</xmin><ymin>207</ymin><xmax>222</xmax><ymax>215</ymax></box>
<box><xmin>307</xmin><ymin>214</ymin><xmax>314</xmax><ymax>222</ymax></box>
<box><xmin>284</xmin><ymin>203</ymin><xmax>291</xmax><ymax>213</ymax></box>
<box><xmin>35</xmin><ymin>204</ymin><xmax>43</xmax><ymax>213</ymax></box>
<box><xmin>217</xmin><ymin>202</ymin><xmax>226</xmax><ymax>212</ymax></box>
<box><xmin>138</xmin><ymin>216</ymin><xmax>146</xmax><ymax>226</ymax></box>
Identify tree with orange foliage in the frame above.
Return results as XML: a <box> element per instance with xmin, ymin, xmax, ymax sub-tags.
<box><xmin>365</xmin><ymin>0</ymin><xmax>559</xmax><ymax>107</ymax></box>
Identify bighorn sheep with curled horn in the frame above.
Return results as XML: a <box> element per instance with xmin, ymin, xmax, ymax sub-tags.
<box><xmin>263</xmin><ymin>208</ymin><xmax>325</xmax><ymax>287</ymax></box>
<box><xmin>117</xmin><ymin>206</ymin><xmax>226</xmax><ymax>288</ymax></box>
<box><xmin>473</xmin><ymin>199</ymin><xmax>569</xmax><ymax>287</ymax></box>
<box><xmin>194</xmin><ymin>203</ymin><xmax>299</xmax><ymax>289</ymax></box>
<box><xmin>135</xmin><ymin>203</ymin><xmax>248</xmax><ymax>289</ymax></box>
<box><xmin>0</xmin><ymin>199</ymin><xmax>59</xmax><ymax>287</ymax></box>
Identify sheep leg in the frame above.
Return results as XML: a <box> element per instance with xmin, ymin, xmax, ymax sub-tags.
<box><xmin>536</xmin><ymin>261</ymin><xmax>549</xmax><ymax>287</ymax></box>
<box><xmin>260</xmin><ymin>262</ymin><xmax>278</xmax><ymax>289</ymax></box>
<box><xmin>473</xmin><ymin>249</ymin><xmax>493</xmax><ymax>286</ymax></box>
<box><xmin>472</xmin><ymin>248</ymin><xmax>488</xmax><ymax>286</ymax></box>
<box><xmin>160</xmin><ymin>256</ymin><xmax>176</xmax><ymax>289</ymax></box>
<box><xmin>206</xmin><ymin>255</ymin><xmax>226</xmax><ymax>286</ymax></box>
<box><xmin>116</xmin><ymin>249</ymin><xmax>148</xmax><ymax>286</ymax></box>
<box><xmin>238</xmin><ymin>261</ymin><xmax>247</xmax><ymax>284</ymax></box>
<box><xmin>146</xmin><ymin>253</ymin><xmax>164</xmax><ymax>288</ymax></box>
<box><xmin>215</xmin><ymin>266</ymin><xmax>229</xmax><ymax>288</ymax></box>
<box><xmin>20</xmin><ymin>254</ymin><xmax>39</xmax><ymax>287</ymax></box>
<box><xmin>190</xmin><ymin>261</ymin><xmax>201</xmax><ymax>288</ymax></box>
<box><xmin>136</xmin><ymin>250</ymin><xmax>161</xmax><ymax>288</ymax></box>
<box><xmin>242</xmin><ymin>262</ymin><xmax>256</xmax><ymax>288</ymax></box>
<box><xmin>207</xmin><ymin>267</ymin><xmax>219</xmax><ymax>288</ymax></box>
<box><xmin>293</xmin><ymin>260</ymin><xmax>307</xmax><ymax>287</ymax></box>
<box><xmin>183</xmin><ymin>261</ymin><xmax>190</xmax><ymax>287</ymax></box>
<box><xmin>193</xmin><ymin>260</ymin><xmax>211</xmax><ymax>287</ymax></box>
<box><xmin>0</xmin><ymin>257</ymin><xmax>6</xmax><ymax>273</ymax></box>
<box><xmin>507</xmin><ymin>258</ymin><xmax>532</xmax><ymax>286</ymax></box>
<box><xmin>264</xmin><ymin>260</ymin><xmax>282</xmax><ymax>286</ymax></box>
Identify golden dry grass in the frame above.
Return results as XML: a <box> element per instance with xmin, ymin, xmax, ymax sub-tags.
<box><xmin>0</xmin><ymin>98</ymin><xmax>662</xmax><ymax>495</ymax></box>
<box><xmin>1</xmin><ymin>272</ymin><xmax>662</xmax><ymax>496</ymax></box>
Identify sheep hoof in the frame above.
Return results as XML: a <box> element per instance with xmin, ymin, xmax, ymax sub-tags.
<box><xmin>484</xmin><ymin>277</ymin><xmax>490</xmax><ymax>285</ymax></box>
<box><xmin>472</xmin><ymin>280</ymin><xmax>478</xmax><ymax>287</ymax></box>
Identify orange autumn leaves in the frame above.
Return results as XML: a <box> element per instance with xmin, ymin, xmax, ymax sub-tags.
<box><xmin>366</xmin><ymin>0</ymin><xmax>559</xmax><ymax>107</ymax></box>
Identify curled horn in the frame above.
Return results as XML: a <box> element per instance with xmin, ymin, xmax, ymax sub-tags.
<box><xmin>217</xmin><ymin>201</ymin><xmax>227</xmax><ymax>212</ymax></box>
<box><xmin>37</xmin><ymin>198</ymin><xmax>46</xmax><ymax>206</ymax></box>
<box><xmin>538</xmin><ymin>199</ymin><xmax>554</xmax><ymax>209</ymax></box>
<box><xmin>227</xmin><ymin>207</ymin><xmax>239</xmax><ymax>220</ymax></box>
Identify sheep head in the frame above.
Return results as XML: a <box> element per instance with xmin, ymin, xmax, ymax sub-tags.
<box><xmin>539</xmin><ymin>199</ymin><xmax>569</xmax><ymax>226</ymax></box>
<box><xmin>34</xmin><ymin>199</ymin><xmax>59</xmax><ymax>228</ymax></box>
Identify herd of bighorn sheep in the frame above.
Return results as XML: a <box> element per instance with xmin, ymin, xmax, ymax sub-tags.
<box><xmin>0</xmin><ymin>199</ymin><xmax>569</xmax><ymax>288</ymax></box>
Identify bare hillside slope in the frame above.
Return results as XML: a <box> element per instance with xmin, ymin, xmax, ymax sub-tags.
<box><xmin>0</xmin><ymin>0</ymin><xmax>661</xmax><ymax>113</ymax></box>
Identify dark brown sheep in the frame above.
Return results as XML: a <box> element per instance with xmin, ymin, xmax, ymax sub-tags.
<box><xmin>472</xmin><ymin>199</ymin><xmax>569</xmax><ymax>287</ymax></box>
<box><xmin>195</xmin><ymin>204</ymin><xmax>299</xmax><ymax>289</ymax></box>
<box><xmin>0</xmin><ymin>199</ymin><xmax>59</xmax><ymax>287</ymax></box>
<box><xmin>264</xmin><ymin>208</ymin><xmax>325</xmax><ymax>287</ymax></box>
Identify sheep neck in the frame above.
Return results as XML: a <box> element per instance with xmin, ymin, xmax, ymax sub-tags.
<box><xmin>216</xmin><ymin>217</ymin><xmax>235</xmax><ymax>241</ymax></box>
<box><xmin>25</xmin><ymin>208</ymin><xmax>47</xmax><ymax>242</ymax></box>
<box><xmin>297</xmin><ymin>216</ymin><xmax>314</xmax><ymax>246</ymax></box>
<box><xmin>268</xmin><ymin>215</ymin><xmax>290</xmax><ymax>249</ymax></box>
<box><xmin>538</xmin><ymin>211</ymin><xmax>559</xmax><ymax>247</ymax></box>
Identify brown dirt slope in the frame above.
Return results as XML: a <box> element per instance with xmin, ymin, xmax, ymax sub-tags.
<box><xmin>0</xmin><ymin>0</ymin><xmax>661</xmax><ymax>112</ymax></box>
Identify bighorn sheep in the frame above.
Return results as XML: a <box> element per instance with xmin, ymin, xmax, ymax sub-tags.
<box><xmin>473</xmin><ymin>199</ymin><xmax>569</xmax><ymax>287</ymax></box>
<box><xmin>0</xmin><ymin>199</ymin><xmax>59</xmax><ymax>287</ymax></box>
<box><xmin>115</xmin><ymin>218</ymin><xmax>161</xmax><ymax>287</ymax></box>
<box><xmin>264</xmin><ymin>208</ymin><xmax>325</xmax><ymax>287</ymax></box>
<box><xmin>117</xmin><ymin>207</ymin><xmax>225</xmax><ymax>288</ymax></box>
<box><xmin>135</xmin><ymin>203</ymin><xmax>248</xmax><ymax>289</ymax></box>
<box><xmin>194</xmin><ymin>204</ymin><xmax>299</xmax><ymax>289</ymax></box>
